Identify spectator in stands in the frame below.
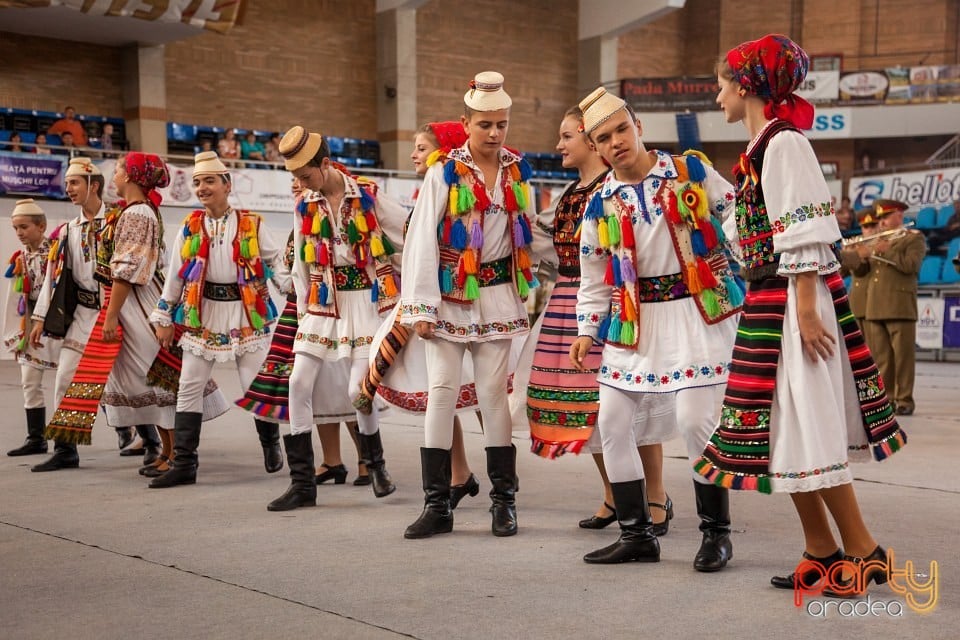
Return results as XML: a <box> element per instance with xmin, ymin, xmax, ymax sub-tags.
<box><xmin>56</xmin><ymin>131</ymin><xmax>76</xmax><ymax>155</ymax></box>
<box><xmin>240</xmin><ymin>131</ymin><xmax>266</xmax><ymax>167</ymax></box>
<box><xmin>8</xmin><ymin>132</ymin><xmax>25</xmax><ymax>153</ymax></box>
<box><xmin>200</xmin><ymin>140</ymin><xmax>213</xmax><ymax>152</ymax></box>
<box><xmin>836</xmin><ymin>196</ymin><xmax>858</xmax><ymax>238</ymax></box>
<box><xmin>925</xmin><ymin>199</ymin><xmax>960</xmax><ymax>254</ymax></box>
<box><xmin>100</xmin><ymin>123</ymin><xmax>114</xmax><ymax>152</ymax></box>
<box><xmin>33</xmin><ymin>133</ymin><xmax>51</xmax><ymax>155</ymax></box>
<box><xmin>217</xmin><ymin>129</ymin><xmax>240</xmax><ymax>164</ymax></box>
<box><xmin>265</xmin><ymin>133</ymin><xmax>282</xmax><ymax>163</ymax></box>
<box><xmin>47</xmin><ymin>106</ymin><xmax>88</xmax><ymax>146</ymax></box>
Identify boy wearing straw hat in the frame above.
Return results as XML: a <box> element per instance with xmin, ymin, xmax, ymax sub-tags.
<box><xmin>569</xmin><ymin>88</ymin><xmax>741</xmax><ymax>569</ymax></box>
<box><xmin>274</xmin><ymin>126</ymin><xmax>406</xmax><ymax>511</ymax></box>
<box><xmin>399</xmin><ymin>71</ymin><xmax>540</xmax><ymax>538</ymax></box>
<box><xmin>149</xmin><ymin>151</ymin><xmax>291</xmax><ymax>488</ymax></box>
<box><xmin>4</xmin><ymin>199</ymin><xmax>59</xmax><ymax>456</ymax></box>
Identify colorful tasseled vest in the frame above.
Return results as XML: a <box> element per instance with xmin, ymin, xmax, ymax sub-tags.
<box><xmin>174</xmin><ymin>209</ymin><xmax>277</xmax><ymax>331</ymax></box>
<box><xmin>296</xmin><ymin>175</ymin><xmax>399</xmax><ymax>317</ymax></box>
<box><xmin>5</xmin><ymin>241</ymin><xmax>48</xmax><ymax>350</ymax></box>
<box><xmin>734</xmin><ymin>119</ymin><xmax>799</xmax><ymax>281</ymax></box>
<box><xmin>584</xmin><ymin>152</ymin><xmax>744</xmax><ymax>349</ymax></box>
<box><xmin>436</xmin><ymin>147</ymin><xmax>538</xmax><ymax>303</ymax></box>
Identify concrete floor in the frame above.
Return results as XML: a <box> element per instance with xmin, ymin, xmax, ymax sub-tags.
<box><xmin>1</xmin><ymin>359</ymin><xmax>956</xmax><ymax>639</ymax></box>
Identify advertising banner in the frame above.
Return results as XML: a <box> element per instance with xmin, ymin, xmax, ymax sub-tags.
<box><xmin>796</xmin><ymin>71</ymin><xmax>840</xmax><ymax>103</ymax></box>
<box><xmin>0</xmin><ymin>0</ymin><xmax>242</xmax><ymax>34</ymax></box>
<box><xmin>916</xmin><ymin>297</ymin><xmax>945</xmax><ymax>349</ymax></box>
<box><xmin>0</xmin><ymin>151</ymin><xmax>67</xmax><ymax>198</ymax></box>
<box><xmin>943</xmin><ymin>297</ymin><xmax>960</xmax><ymax>348</ymax></box>
<box><xmin>621</xmin><ymin>76</ymin><xmax>717</xmax><ymax>112</ymax></box>
<box><xmin>847</xmin><ymin>167</ymin><xmax>960</xmax><ymax>211</ymax></box>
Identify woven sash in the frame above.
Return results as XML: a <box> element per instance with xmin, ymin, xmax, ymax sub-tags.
<box><xmin>353</xmin><ymin>321</ymin><xmax>410</xmax><ymax>415</ymax></box>
<box><xmin>236</xmin><ymin>296</ymin><xmax>299</xmax><ymax>420</ymax></box>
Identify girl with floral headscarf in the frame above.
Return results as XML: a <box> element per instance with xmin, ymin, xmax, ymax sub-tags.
<box><xmin>697</xmin><ymin>34</ymin><xmax>907</xmax><ymax>596</ymax></box>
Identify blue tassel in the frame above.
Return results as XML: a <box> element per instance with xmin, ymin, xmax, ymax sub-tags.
<box><xmin>620</xmin><ymin>256</ymin><xmax>636</xmax><ymax>283</ymax></box>
<box><xmin>173</xmin><ymin>305</ymin><xmax>185</xmax><ymax>324</ymax></box>
<box><xmin>3</xmin><ymin>264</ymin><xmax>13</xmax><ymax>278</ymax></box>
<box><xmin>529</xmin><ymin>274</ymin><xmax>540</xmax><ymax>289</ymax></box>
<box><xmin>519</xmin><ymin>215</ymin><xmax>533</xmax><ymax>245</ymax></box>
<box><xmin>608</xmin><ymin>316</ymin><xmax>622</xmax><ymax>343</ymax></box>
<box><xmin>584</xmin><ymin>194</ymin><xmax>603</xmax><ymax>220</ymax></box>
<box><xmin>518</xmin><ymin>158</ymin><xmax>533</xmax><ymax>182</ymax></box>
<box><xmin>724</xmin><ymin>275</ymin><xmax>745</xmax><ymax>307</ymax></box>
<box><xmin>182</xmin><ymin>225</ymin><xmax>191</xmax><ymax>238</ymax></box>
<box><xmin>267</xmin><ymin>298</ymin><xmax>278</xmax><ymax>320</ymax></box>
<box><xmin>319</xmin><ymin>282</ymin><xmax>329</xmax><ymax>306</ymax></box>
<box><xmin>359</xmin><ymin>186</ymin><xmax>375</xmax><ymax>211</ymax></box>
<box><xmin>443</xmin><ymin>160</ymin><xmax>458</xmax><ymax>186</ymax></box>
<box><xmin>450</xmin><ymin>219</ymin><xmax>468</xmax><ymax>250</ymax></box>
<box><xmin>710</xmin><ymin>216</ymin><xmax>726</xmax><ymax>243</ymax></box>
<box><xmin>371</xmin><ymin>282</ymin><xmax>379</xmax><ymax>302</ymax></box>
<box><xmin>686</xmin><ymin>154</ymin><xmax>706</xmax><ymax>182</ymax></box>
<box><xmin>296</xmin><ymin>199</ymin><xmax>307</xmax><ymax>214</ymax></box>
<box><xmin>440</xmin><ymin>267</ymin><xmax>453</xmax><ymax>293</ymax></box>
<box><xmin>691</xmin><ymin>229</ymin><xmax>707</xmax><ymax>257</ymax></box>
<box><xmin>264</xmin><ymin>265</ymin><xmax>274</xmax><ymax>280</ymax></box>
<box><xmin>611</xmin><ymin>254</ymin><xmax>623</xmax><ymax>287</ymax></box>
<box><xmin>597</xmin><ymin>314</ymin><xmax>611</xmax><ymax>341</ymax></box>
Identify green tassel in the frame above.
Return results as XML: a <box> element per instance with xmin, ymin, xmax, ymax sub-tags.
<box><xmin>516</xmin><ymin>270</ymin><xmax>529</xmax><ymax>298</ymax></box>
<box><xmin>381</xmin><ymin>234</ymin><xmax>396</xmax><ymax>255</ymax></box>
<box><xmin>249</xmin><ymin>310</ymin><xmax>264</xmax><ymax>330</ymax></box>
<box><xmin>606</xmin><ymin>215</ymin><xmax>621</xmax><ymax>246</ymax></box>
<box><xmin>700</xmin><ymin>288</ymin><xmax>721</xmax><ymax>318</ymax></box>
<box><xmin>13</xmin><ymin>275</ymin><xmax>23</xmax><ymax>293</ymax></box>
<box><xmin>758</xmin><ymin>475</ymin><xmax>772</xmax><ymax>495</ymax></box>
<box><xmin>459</xmin><ymin>183</ymin><xmax>476</xmax><ymax>212</ymax></box>
<box><xmin>320</xmin><ymin>216</ymin><xmax>332</xmax><ymax>239</ymax></box>
<box><xmin>240</xmin><ymin>238</ymin><xmax>250</xmax><ymax>259</ymax></box>
<box><xmin>347</xmin><ymin>219</ymin><xmax>360</xmax><ymax>244</ymax></box>
<box><xmin>187</xmin><ymin>307</ymin><xmax>200</xmax><ymax>328</ymax></box>
<box><xmin>620</xmin><ymin>320</ymin><xmax>635</xmax><ymax>346</ymax></box>
<box><xmin>464</xmin><ymin>274</ymin><xmax>479</xmax><ymax>300</ymax></box>
<box><xmin>190</xmin><ymin>234</ymin><xmax>201</xmax><ymax>256</ymax></box>
<box><xmin>513</xmin><ymin>182</ymin><xmax>528</xmax><ymax>210</ymax></box>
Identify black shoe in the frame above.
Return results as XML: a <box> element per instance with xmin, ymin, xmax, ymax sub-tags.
<box><xmin>579</xmin><ymin>502</ymin><xmax>617</xmax><ymax>529</ymax></box>
<box><xmin>404</xmin><ymin>448</ymin><xmax>453</xmax><ymax>539</ymax></box>
<box><xmin>771</xmin><ymin>549</ymin><xmax>844</xmax><ymax>590</ymax></box>
<box><xmin>117</xmin><ymin>427</ymin><xmax>135</xmax><ymax>451</ymax></box>
<box><xmin>487</xmin><ymin>445</ymin><xmax>518</xmax><ymax>537</ymax></box>
<box><xmin>822</xmin><ymin>546</ymin><xmax>889</xmax><ymax>598</ymax></box>
<box><xmin>650</xmin><ymin>494</ymin><xmax>674</xmax><ymax>537</ymax></box>
<box><xmin>268</xmin><ymin>433</ymin><xmax>317</xmax><ymax>511</ymax></box>
<box><xmin>693</xmin><ymin>481</ymin><xmax>733</xmax><ymax>572</ymax></box>
<box><xmin>132</xmin><ymin>425</ymin><xmax>161</xmax><ymax>464</ymax></box>
<box><xmin>8</xmin><ymin>407</ymin><xmax>48</xmax><ymax>456</ymax></box>
<box><xmin>895</xmin><ymin>405</ymin><xmax>914</xmax><ymax>416</ymax></box>
<box><xmin>142</xmin><ymin>444</ymin><xmax>161</xmax><ymax>466</ymax></box>
<box><xmin>583</xmin><ymin>480</ymin><xmax>660</xmax><ymax>564</ymax></box>
<box><xmin>255</xmin><ymin>419</ymin><xmax>283</xmax><ymax>474</ymax></box>
<box><xmin>31</xmin><ymin>441</ymin><xmax>79</xmax><ymax>472</ymax></box>
<box><xmin>149</xmin><ymin>412</ymin><xmax>201</xmax><ymax>489</ymax></box>
<box><xmin>119</xmin><ymin>440</ymin><xmax>146</xmax><ymax>456</ymax></box>
<box><xmin>356</xmin><ymin>429</ymin><xmax>396</xmax><ymax>498</ymax></box>
<box><xmin>315</xmin><ymin>463</ymin><xmax>348</xmax><ymax>485</ymax></box>
<box><xmin>450</xmin><ymin>473</ymin><xmax>480</xmax><ymax>509</ymax></box>
<box><xmin>353</xmin><ymin>472</ymin><xmax>371</xmax><ymax>486</ymax></box>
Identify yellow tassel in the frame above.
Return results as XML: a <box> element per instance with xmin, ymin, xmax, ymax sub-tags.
<box><xmin>47</xmin><ymin>239</ymin><xmax>59</xmax><ymax>262</ymax></box>
<box><xmin>449</xmin><ymin>185</ymin><xmax>459</xmax><ymax>214</ymax></box>
<box><xmin>597</xmin><ymin>218</ymin><xmax>610</xmax><ymax>247</ymax></box>
<box><xmin>370</xmin><ymin>236</ymin><xmax>385</xmax><ymax>257</ymax></box>
<box><xmin>692</xmin><ymin>185</ymin><xmax>709</xmax><ymax>220</ymax></box>
<box><xmin>311</xmin><ymin>213</ymin><xmax>321</xmax><ymax>235</ymax></box>
<box><xmin>303</xmin><ymin>242</ymin><xmax>316</xmax><ymax>263</ymax></box>
<box><xmin>248</xmin><ymin>236</ymin><xmax>259</xmax><ymax>257</ymax></box>
<box><xmin>426</xmin><ymin>149</ymin><xmax>443</xmax><ymax>167</ymax></box>
<box><xmin>355</xmin><ymin>212</ymin><xmax>368</xmax><ymax>233</ymax></box>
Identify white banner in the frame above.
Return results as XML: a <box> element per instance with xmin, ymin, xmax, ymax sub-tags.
<box><xmin>916</xmin><ymin>297</ymin><xmax>945</xmax><ymax>349</ymax></box>
<box><xmin>848</xmin><ymin>167</ymin><xmax>960</xmax><ymax>211</ymax></box>
<box><xmin>796</xmin><ymin>71</ymin><xmax>840</xmax><ymax>103</ymax></box>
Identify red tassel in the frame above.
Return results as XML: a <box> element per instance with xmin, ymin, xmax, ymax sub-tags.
<box><xmin>457</xmin><ymin>257</ymin><xmax>467</xmax><ymax>287</ymax></box>
<box><xmin>603</xmin><ymin>256</ymin><xmax>615</xmax><ymax>285</ymax></box>
<box><xmin>318</xmin><ymin>243</ymin><xmax>329</xmax><ymax>266</ymax></box>
<box><xmin>699</xmin><ymin>218</ymin><xmax>717</xmax><ymax>248</ymax></box>
<box><xmin>255</xmin><ymin>259</ymin><xmax>265</xmax><ymax>279</ymax></box>
<box><xmin>233</xmin><ymin>241</ymin><xmax>240</xmax><ymax>262</ymax></box>
<box><xmin>442</xmin><ymin>217</ymin><xmax>453</xmax><ymax>244</ymax></box>
<box><xmin>300</xmin><ymin>214</ymin><xmax>312</xmax><ymax>235</ymax></box>
<box><xmin>178</xmin><ymin>260</ymin><xmax>190</xmax><ymax>279</ymax></box>
<box><xmin>504</xmin><ymin>184</ymin><xmax>518</xmax><ymax>212</ymax></box>
<box><xmin>696</xmin><ymin>257</ymin><xmax>718</xmax><ymax>288</ymax></box>
<box><xmin>473</xmin><ymin>182</ymin><xmax>491</xmax><ymax>211</ymax></box>
<box><xmin>255</xmin><ymin>295</ymin><xmax>267</xmax><ymax>315</ymax></box>
<box><xmin>620</xmin><ymin>216</ymin><xmax>635</xmax><ymax>248</ymax></box>
<box><xmin>198</xmin><ymin>237</ymin><xmax>209</xmax><ymax>259</ymax></box>
<box><xmin>365</xmin><ymin>211</ymin><xmax>378</xmax><ymax>231</ymax></box>
<box><xmin>665</xmin><ymin>190</ymin><xmax>681</xmax><ymax>224</ymax></box>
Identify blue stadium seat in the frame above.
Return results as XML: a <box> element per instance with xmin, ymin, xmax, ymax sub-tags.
<box><xmin>326</xmin><ymin>136</ymin><xmax>344</xmax><ymax>155</ymax></box>
<box><xmin>918</xmin><ymin>255</ymin><xmax>945</xmax><ymax>285</ymax></box>
<box><xmin>937</xmin><ymin>203</ymin><xmax>956</xmax><ymax>227</ymax></box>
<box><xmin>941</xmin><ymin>253</ymin><xmax>960</xmax><ymax>284</ymax></box>
<box><xmin>168</xmin><ymin>122</ymin><xmax>198</xmax><ymax>142</ymax></box>
<box><xmin>914</xmin><ymin>206</ymin><xmax>938</xmax><ymax>230</ymax></box>
<box><xmin>0</xmin><ymin>130</ymin><xmax>11</xmax><ymax>142</ymax></box>
<box><xmin>45</xmin><ymin>133</ymin><xmax>62</xmax><ymax>146</ymax></box>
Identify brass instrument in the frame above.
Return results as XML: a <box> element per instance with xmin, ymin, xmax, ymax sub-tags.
<box><xmin>841</xmin><ymin>221</ymin><xmax>915</xmax><ymax>247</ymax></box>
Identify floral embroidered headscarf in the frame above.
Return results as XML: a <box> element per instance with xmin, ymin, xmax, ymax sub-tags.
<box><xmin>726</xmin><ymin>34</ymin><xmax>814</xmax><ymax>130</ymax></box>
<box><xmin>123</xmin><ymin>152</ymin><xmax>170</xmax><ymax>207</ymax></box>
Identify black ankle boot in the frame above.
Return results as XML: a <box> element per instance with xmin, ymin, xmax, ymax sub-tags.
<box><xmin>255</xmin><ymin>419</ymin><xmax>283</xmax><ymax>473</ymax></box>
<box><xmin>30</xmin><ymin>440</ymin><xmax>79</xmax><ymax>472</ymax></box>
<box><xmin>149</xmin><ymin>412</ymin><xmax>202</xmax><ymax>488</ymax></box>
<box><xmin>116</xmin><ymin>426</ymin><xmax>135</xmax><ymax>450</ymax></box>
<box><xmin>356</xmin><ymin>428</ymin><xmax>395</xmax><ymax>497</ymax></box>
<box><xmin>8</xmin><ymin>407</ymin><xmax>48</xmax><ymax>456</ymax></box>
<box><xmin>583</xmin><ymin>479</ymin><xmax>660</xmax><ymax>564</ymax></box>
<box><xmin>136</xmin><ymin>424</ymin><xmax>162</xmax><ymax>466</ymax></box>
<box><xmin>771</xmin><ymin>549</ymin><xmax>844</xmax><ymax>590</ymax></box>
<box><xmin>693</xmin><ymin>481</ymin><xmax>733</xmax><ymax>572</ymax></box>
<box><xmin>268</xmin><ymin>433</ymin><xmax>317</xmax><ymax>511</ymax></box>
<box><xmin>487</xmin><ymin>445</ymin><xmax>518</xmax><ymax>537</ymax></box>
<box><xmin>404</xmin><ymin>448</ymin><xmax>453</xmax><ymax>539</ymax></box>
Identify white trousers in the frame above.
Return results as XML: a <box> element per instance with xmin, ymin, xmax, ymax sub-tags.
<box><xmin>21</xmin><ymin>364</ymin><xmax>45</xmax><ymax>409</ymax></box>
<box><xmin>178</xmin><ymin>349</ymin><xmax>266</xmax><ymax>413</ymax></box>
<box><xmin>423</xmin><ymin>338</ymin><xmax>512</xmax><ymax>450</ymax></box>
<box><xmin>598</xmin><ymin>384</ymin><xmax>722</xmax><ymax>484</ymax></box>
<box><xmin>53</xmin><ymin>346</ymin><xmax>83</xmax><ymax>408</ymax></box>
<box><xmin>288</xmin><ymin>353</ymin><xmax>377</xmax><ymax>436</ymax></box>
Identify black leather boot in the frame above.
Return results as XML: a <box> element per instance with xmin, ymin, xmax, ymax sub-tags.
<box><xmin>404</xmin><ymin>448</ymin><xmax>453</xmax><ymax>539</ymax></box>
<box><xmin>8</xmin><ymin>407</ymin><xmax>48</xmax><ymax>456</ymax></box>
<box><xmin>693</xmin><ymin>481</ymin><xmax>733</xmax><ymax>572</ymax></box>
<box><xmin>149</xmin><ymin>412</ymin><xmax>202</xmax><ymax>488</ymax></box>
<box><xmin>255</xmin><ymin>419</ymin><xmax>283</xmax><ymax>473</ymax></box>
<box><xmin>356</xmin><ymin>428</ymin><xmax>395</xmax><ymax>497</ymax></box>
<box><xmin>31</xmin><ymin>439</ymin><xmax>80</xmax><ymax>472</ymax></box>
<box><xmin>116</xmin><ymin>426</ymin><xmax>135</xmax><ymax>450</ymax></box>
<box><xmin>583</xmin><ymin>479</ymin><xmax>660</xmax><ymax>564</ymax></box>
<box><xmin>268</xmin><ymin>433</ymin><xmax>317</xmax><ymax>511</ymax></box>
<box><xmin>487</xmin><ymin>445</ymin><xmax>518</xmax><ymax>537</ymax></box>
<box><xmin>135</xmin><ymin>424</ymin><xmax>161</xmax><ymax>466</ymax></box>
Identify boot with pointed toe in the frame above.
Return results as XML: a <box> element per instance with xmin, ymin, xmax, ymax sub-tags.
<box><xmin>404</xmin><ymin>448</ymin><xmax>453</xmax><ymax>539</ymax></box>
<box><xmin>356</xmin><ymin>428</ymin><xmax>395</xmax><ymax>497</ymax></box>
<box><xmin>693</xmin><ymin>481</ymin><xmax>733</xmax><ymax>572</ymax></box>
<box><xmin>583</xmin><ymin>479</ymin><xmax>660</xmax><ymax>564</ymax></box>
<box><xmin>8</xmin><ymin>407</ymin><xmax>48</xmax><ymax>456</ymax></box>
<box><xmin>268</xmin><ymin>432</ymin><xmax>318</xmax><ymax>511</ymax></box>
<box><xmin>149</xmin><ymin>412</ymin><xmax>201</xmax><ymax>488</ymax></box>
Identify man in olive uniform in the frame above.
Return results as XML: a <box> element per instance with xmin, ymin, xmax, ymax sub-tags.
<box><xmin>860</xmin><ymin>199</ymin><xmax>927</xmax><ymax>416</ymax></box>
<box><xmin>839</xmin><ymin>208</ymin><xmax>880</xmax><ymax>329</ymax></box>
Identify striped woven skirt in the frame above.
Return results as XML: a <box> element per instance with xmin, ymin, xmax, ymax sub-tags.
<box><xmin>526</xmin><ymin>275</ymin><xmax>602</xmax><ymax>458</ymax></box>
<box><xmin>236</xmin><ymin>295</ymin><xmax>298</xmax><ymax>420</ymax></box>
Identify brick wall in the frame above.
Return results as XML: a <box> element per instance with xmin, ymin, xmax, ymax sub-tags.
<box><xmin>416</xmin><ymin>0</ymin><xmax>579</xmax><ymax>154</ymax></box>
<box><xmin>618</xmin><ymin>0</ymin><xmax>722</xmax><ymax>79</ymax></box>
<box><xmin>0</xmin><ymin>33</ymin><xmax>123</xmax><ymax>117</ymax></box>
<box><xmin>164</xmin><ymin>0</ymin><xmax>378</xmax><ymax>138</ymax></box>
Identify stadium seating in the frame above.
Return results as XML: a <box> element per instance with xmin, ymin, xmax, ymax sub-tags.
<box><xmin>918</xmin><ymin>255</ymin><xmax>945</xmax><ymax>285</ymax></box>
<box><xmin>937</xmin><ymin>203</ymin><xmax>956</xmax><ymax>227</ymax></box>
<box><xmin>914</xmin><ymin>206</ymin><xmax>938</xmax><ymax>230</ymax></box>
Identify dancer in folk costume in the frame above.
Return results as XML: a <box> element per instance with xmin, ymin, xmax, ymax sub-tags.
<box><xmin>570</xmin><ymin>88</ymin><xmax>742</xmax><ymax>568</ymax></box>
<box><xmin>358</xmin><ymin>120</ymin><xmax>484</xmax><ymax>509</ymax></box>
<box><xmin>697</xmin><ymin>35</ymin><xmax>906</xmax><ymax>595</ymax></box>
<box><xmin>399</xmin><ymin>72</ymin><xmax>544</xmax><ymax>539</ymax></box>
<box><xmin>270</xmin><ymin>126</ymin><xmax>406</xmax><ymax>511</ymax></box>
<box><xmin>514</xmin><ymin>107</ymin><xmax>676</xmax><ymax>533</ymax></box>
<box><xmin>150</xmin><ymin>151</ymin><xmax>290</xmax><ymax>488</ymax></box>
<box><xmin>4</xmin><ymin>199</ymin><xmax>60</xmax><ymax>456</ymax></box>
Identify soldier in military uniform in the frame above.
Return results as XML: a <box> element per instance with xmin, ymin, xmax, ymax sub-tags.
<box><xmin>859</xmin><ymin>199</ymin><xmax>927</xmax><ymax>415</ymax></box>
<box><xmin>839</xmin><ymin>208</ymin><xmax>880</xmax><ymax>329</ymax></box>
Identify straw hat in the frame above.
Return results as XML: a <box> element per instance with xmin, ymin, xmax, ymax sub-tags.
<box><xmin>11</xmin><ymin>198</ymin><xmax>45</xmax><ymax>216</ymax></box>
<box><xmin>464</xmin><ymin>71</ymin><xmax>512</xmax><ymax>112</ymax></box>
<box><xmin>579</xmin><ymin>87</ymin><xmax>628</xmax><ymax>135</ymax></box>
<box><xmin>65</xmin><ymin>156</ymin><xmax>101</xmax><ymax>177</ymax></box>
<box><xmin>279</xmin><ymin>126</ymin><xmax>323</xmax><ymax>171</ymax></box>
<box><xmin>193</xmin><ymin>151</ymin><xmax>229</xmax><ymax>177</ymax></box>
